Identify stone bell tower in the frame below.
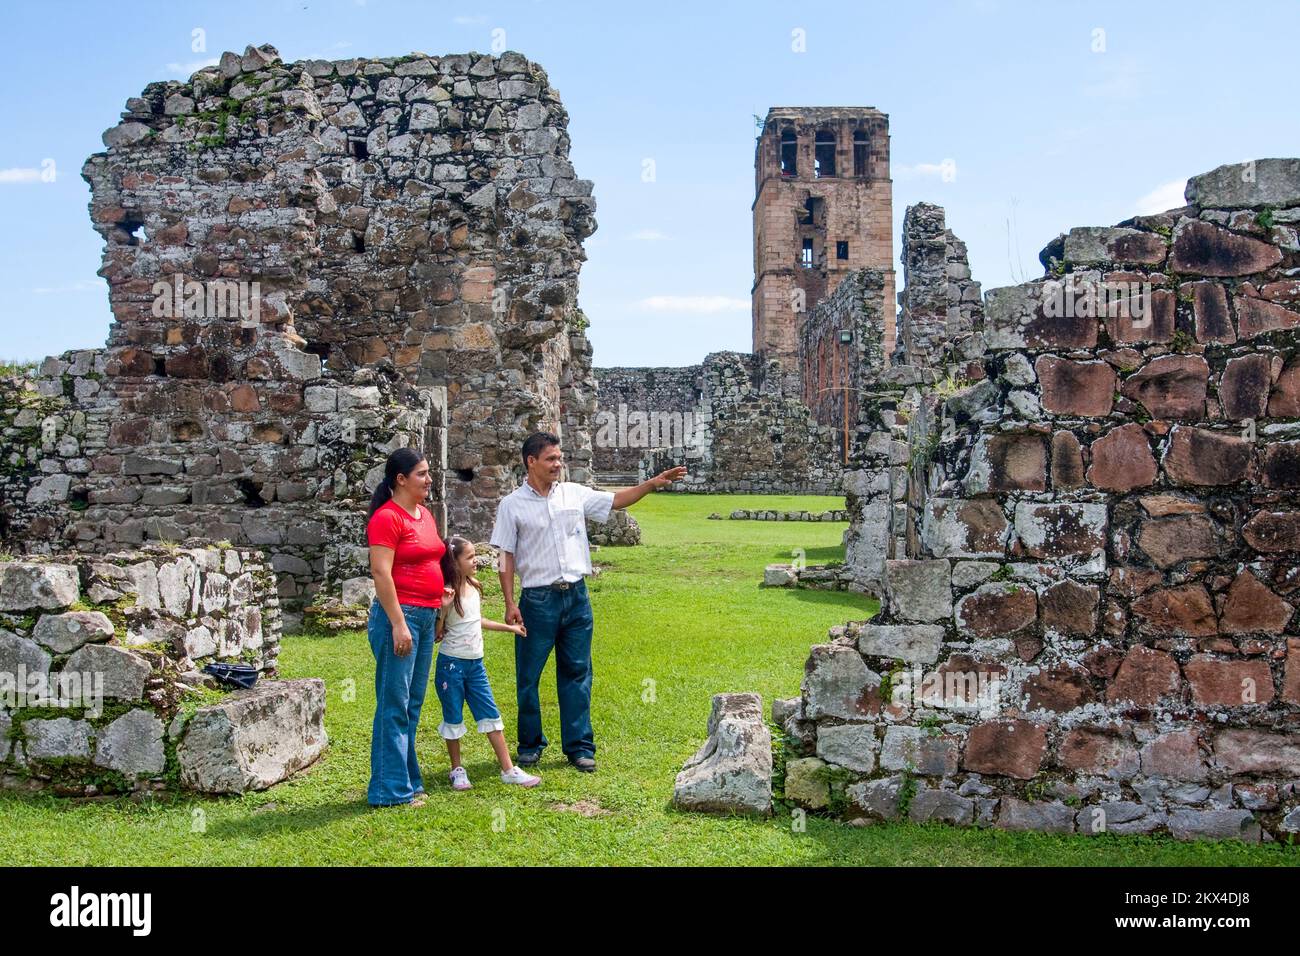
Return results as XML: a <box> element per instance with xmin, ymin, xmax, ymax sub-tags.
<box><xmin>752</xmin><ymin>107</ymin><xmax>895</xmax><ymax>372</ymax></box>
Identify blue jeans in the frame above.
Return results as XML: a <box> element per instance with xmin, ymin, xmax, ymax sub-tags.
<box><xmin>433</xmin><ymin>655</ymin><xmax>505</xmax><ymax>739</ymax></box>
<box><xmin>367</xmin><ymin>599</ymin><xmax>438</xmax><ymax>806</ymax></box>
<box><xmin>515</xmin><ymin>579</ymin><xmax>595</xmax><ymax>761</ymax></box>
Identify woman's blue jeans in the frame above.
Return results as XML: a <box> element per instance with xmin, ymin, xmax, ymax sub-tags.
<box><xmin>367</xmin><ymin>599</ymin><xmax>438</xmax><ymax>806</ymax></box>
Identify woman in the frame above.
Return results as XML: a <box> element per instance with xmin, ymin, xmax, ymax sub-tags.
<box><xmin>365</xmin><ymin>448</ymin><xmax>445</xmax><ymax>807</ymax></box>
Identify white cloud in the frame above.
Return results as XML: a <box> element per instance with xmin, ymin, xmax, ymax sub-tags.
<box><xmin>164</xmin><ymin>57</ymin><xmax>220</xmax><ymax>76</ymax></box>
<box><xmin>0</xmin><ymin>167</ymin><xmax>43</xmax><ymax>184</ymax></box>
<box><xmin>627</xmin><ymin>229</ymin><xmax>672</xmax><ymax>241</ymax></box>
<box><xmin>894</xmin><ymin>160</ymin><xmax>957</xmax><ymax>182</ymax></box>
<box><xmin>1134</xmin><ymin>178</ymin><xmax>1188</xmax><ymax>215</ymax></box>
<box><xmin>31</xmin><ymin>280</ymin><xmax>101</xmax><ymax>295</ymax></box>
<box><xmin>636</xmin><ymin>295</ymin><xmax>749</xmax><ymax>314</ymax></box>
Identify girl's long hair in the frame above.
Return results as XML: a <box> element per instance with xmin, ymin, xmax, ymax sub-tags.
<box><xmin>367</xmin><ymin>447</ymin><xmax>427</xmax><ymax>521</ymax></box>
<box><xmin>439</xmin><ymin>535</ymin><xmax>482</xmax><ymax>617</ymax></box>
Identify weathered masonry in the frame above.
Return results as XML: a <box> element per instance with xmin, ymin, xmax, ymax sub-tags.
<box><xmin>0</xmin><ymin>44</ymin><xmax>598</xmax><ymax>612</ymax></box>
<box><xmin>774</xmin><ymin>159</ymin><xmax>1300</xmax><ymax>842</ymax></box>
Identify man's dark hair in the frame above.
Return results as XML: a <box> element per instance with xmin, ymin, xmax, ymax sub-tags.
<box><xmin>521</xmin><ymin>431</ymin><xmax>561</xmax><ymax>468</ymax></box>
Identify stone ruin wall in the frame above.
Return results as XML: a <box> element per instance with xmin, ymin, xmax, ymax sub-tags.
<box><xmin>633</xmin><ymin>352</ymin><xmax>843</xmax><ymax>495</ymax></box>
<box><xmin>0</xmin><ymin>547</ymin><xmax>326</xmax><ymax>796</ymax></box>
<box><xmin>779</xmin><ymin>159</ymin><xmax>1300</xmax><ymax>842</ymax></box>
<box><xmin>895</xmin><ymin>202</ymin><xmax>984</xmax><ymax>368</ymax></box>
<box><xmin>0</xmin><ymin>44</ymin><xmax>598</xmax><ymax>612</ymax></box>
<box><xmin>796</xmin><ymin>269</ymin><xmax>888</xmax><ymax>444</ymax></box>
<box><xmin>591</xmin><ymin>365</ymin><xmax>704</xmax><ymax>478</ymax></box>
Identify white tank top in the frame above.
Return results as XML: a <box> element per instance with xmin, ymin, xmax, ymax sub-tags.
<box><xmin>440</xmin><ymin>585</ymin><xmax>483</xmax><ymax>659</ymax></box>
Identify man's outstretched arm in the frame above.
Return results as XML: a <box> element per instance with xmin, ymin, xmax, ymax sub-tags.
<box><xmin>611</xmin><ymin>466</ymin><xmax>688</xmax><ymax>510</ymax></box>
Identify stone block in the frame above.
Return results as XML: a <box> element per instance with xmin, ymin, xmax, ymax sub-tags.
<box><xmin>93</xmin><ymin>708</ymin><xmax>165</xmax><ymax>776</ymax></box>
<box><xmin>815</xmin><ymin>722</ymin><xmax>878</xmax><ymax>773</ymax></box>
<box><xmin>963</xmin><ymin>719</ymin><xmax>1047</xmax><ymax>779</ymax></box>
<box><xmin>880</xmin><ymin>725</ymin><xmax>960</xmax><ymax>775</ymax></box>
<box><xmin>783</xmin><ymin>757</ymin><xmax>830</xmax><ymax>810</ymax></box>
<box><xmin>1106</xmin><ymin>645</ymin><xmax>1184</xmax><ymax>705</ymax></box>
<box><xmin>996</xmin><ymin>797</ymin><xmax>1075</xmax><ymax>833</ymax></box>
<box><xmin>673</xmin><ymin>692</ymin><xmax>772</xmax><ymax>815</ymax></box>
<box><xmin>857</xmin><ymin>624</ymin><xmax>945</xmax><ymax>665</ymax></box>
<box><xmin>23</xmin><ymin>717</ymin><xmax>92</xmax><ymax>761</ymax></box>
<box><xmin>0</xmin><ymin>563</ymin><xmax>80</xmax><ymax>612</ymax></box>
<box><xmin>956</xmin><ymin>583</ymin><xmax>1037</xmax><ymax>639</ymax></box>
<box><xmin>1121</xmin><ymin>355</ymin><xmax>1209</xmax><ymax>419</ymax></box>
<box><xmin>884</xmin><ymin>559</ymin><xmax>952</xmax><ymax>623</ymax></box>
<box><xmin>802</xmin><ymin>644</ymin><xmax>880</xmax><ymax>720</ymax></box>
<box><xmin>177</xmin><ymin>678</ymin><xmax>327</xmax><ymax>793</ymax></box>
<box><xmin>1087</xmin><ymin>424</ymin><xmax>1156</xmax><ymax>492</ymax></box>
<box><xmin>1185</xmin><ymin>158</ymin><xmax>1300</xmax><ymax>210</ymax></box>
<box><xmin>61</xmin><ymin>644</ymin><xmax>151</xmax><ymax>701</ymax></box>
<box><xmin>32</xmin><ymin>611</ymin><xmax>114</xmax><ymax>654</ymax></box>
<box><xmin>1036</xmin><ymin>356</ymin><xmax>1115</xmax><ymax>416</ymax></box>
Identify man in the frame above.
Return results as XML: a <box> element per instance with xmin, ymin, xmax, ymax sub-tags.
<box><xmin>490</xmin><ymin>431</ymin><xmax>687</xmax><ymax>772</ymax></box>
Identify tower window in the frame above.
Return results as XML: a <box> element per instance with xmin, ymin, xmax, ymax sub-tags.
<box><xmin>780</xmin><ymin>129</ymin><xmax>797</xmax><ymax>176</ymax></box>
<box><xmin>801</xmin><ymin>238</ymin><xmax>814</xmax><ymax>268</ymax></box>
<box><xmin>814</xmin><ymin>130</ymin><xmax>836</xmax><ymax>178</ymax></box>
<box><xmin>853</xmin><ymin>129</ymin><xmax>869</xmax><ymax>177</ymax></box>
<box><xmin>836</xmin><ymin>241</ymin><xmax>849</xmax><ymax>260</ymax></box>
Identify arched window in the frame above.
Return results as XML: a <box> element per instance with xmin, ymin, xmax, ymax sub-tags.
<box><xmin>853</xmin><ymin>129</ymin><xmax>869</xmax><ymax>177</ymax></box>
<box><xmin>780</xmin><ymin>129</ymin><xmax>797</xmax><ymax>176</ymax></box>
<box><xmin>814</xmin><ymin>130</ymin><xmax>836</xmax><ymax>178</ymax></box>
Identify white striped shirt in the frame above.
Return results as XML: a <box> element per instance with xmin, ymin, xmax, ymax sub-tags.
<box><xmin>489</xmin><ymin>479</ymin><xmax>615</xmax><ymax>588</ymax></box>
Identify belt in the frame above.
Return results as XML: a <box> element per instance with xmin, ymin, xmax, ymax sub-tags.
<box><xmin>548</xmin><ymin>579</ymin><xmax>574</xmax><ymax>590</ymax></box>
<box><xmin>526</xmin><ymin>579</ymin><xmax>577</xmax><ymax>591</ymax></box>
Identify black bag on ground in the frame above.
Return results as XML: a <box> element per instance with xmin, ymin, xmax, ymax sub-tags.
<box><xmin>203</xmin><ymin>662</ymin><xmax>260</xmax><ymax>689</ymax></box>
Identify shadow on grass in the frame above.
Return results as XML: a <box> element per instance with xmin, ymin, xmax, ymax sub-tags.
<box><xmin>206</xmin><ymin>799</ymin><xmax>372</xmax><ymax>840</ymax></box>
<box><xmin>780</xmin><ymin>587</ymin><xmax>878</xmax><ymax>616</ymax></box>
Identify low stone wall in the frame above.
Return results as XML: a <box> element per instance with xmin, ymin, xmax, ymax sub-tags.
<box><xmin>593</xmin><ymin>365</ymin><xmax>704</xmax><ymax>477</ymax></box>
<box><xmin>642</xmin><ymin>351</ymin><xmax>843</xmax><ymax>495</ymax></box>
<box><xmin>763</xmin><ymin>563</ymin><xmax>856</xmax><ymax>592</ymax></box>
<box><xmin>720</xmin><ymin>508</ymin><xmax>847</xmax><ymax>522</ymax></box>
<box><xmin>587</xmin><ymin>509</ymin><xmax>641</xmax><ymax>546</ymax></box>
<box><xmin>2</xmin><ymin>357</ymin><xmax>448</xmax><ymax>616</ymax></box>
<box><xmin>0</xmin><ymin>547</ymin><xmax>324</xmax><ymax>795</ymax></box>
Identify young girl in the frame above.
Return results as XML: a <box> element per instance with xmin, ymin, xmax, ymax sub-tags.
<box><xmin>435</xmin><ymin>536</ymin><xmax>541</xmax><ymax>789</ymax></box>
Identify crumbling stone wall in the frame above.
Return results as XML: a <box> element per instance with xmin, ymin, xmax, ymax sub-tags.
<box><xmin>831</xmin><ymin>208</ymin><xmax>987</xmax><ymax>596</ymax></box>
<box><xmin>2</xmin><ymin>352</ymin><xmax>445</xmax><ymax>615</ymax></box>
<box><xmin>592</xmin><ymin>365</ymin><xmax>704</xmax><ymax>478</ymax></box>
<box><xmin>781</xmin><ymin>159</ymin><xmax>1300</xmax><ymax>842</ymax></box>
<box><xmin>0</xmin><ymin>548</ymin><xmax>324</xmax><ymax>796</ymax></box>
<box><xmin>641</xmin><ymin>352</ymin><xmax>842</xmax><ymax>494</ymax></box>
<box><xmin>797</xmin><ymin>270</ymin><xmax>888</xmax><ymax>440</ymax></box>
<box><xmin>1</xmin><ymin>44</ymin><xmax>597</xmax><ymax>610</ymax></box>
<box><xmin>896</xmin><ymin>202</ymin><xmax>984</xmax><ymax>367</ymax></box>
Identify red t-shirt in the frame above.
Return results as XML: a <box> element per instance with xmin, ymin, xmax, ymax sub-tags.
<box><xmin>366</xmin><ymin>499</ymin><xmax>446</xmax><ymax>608</ymax></box>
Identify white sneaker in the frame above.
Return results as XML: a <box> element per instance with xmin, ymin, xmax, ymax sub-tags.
<box><xmin>500</xmin><ymin>766</ymin><xmax>541</xmax><ymax>788</ymax></box>
<box><xmin>449</xmin><ymin>766</ymin><xmax>472</xmax><ymax>791</ymax></box>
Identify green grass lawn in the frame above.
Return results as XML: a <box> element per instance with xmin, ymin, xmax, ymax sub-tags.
<box><xmin>1</xmin><ymin>492</ymin><xmax>1295</xmax><ymax>865</ymax></box>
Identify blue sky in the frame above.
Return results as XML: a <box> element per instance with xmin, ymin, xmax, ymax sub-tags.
<box><xmin>3</xmin><ymin>0</ymin><xmax>1298</xmax><ymax>367</ymax></box>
